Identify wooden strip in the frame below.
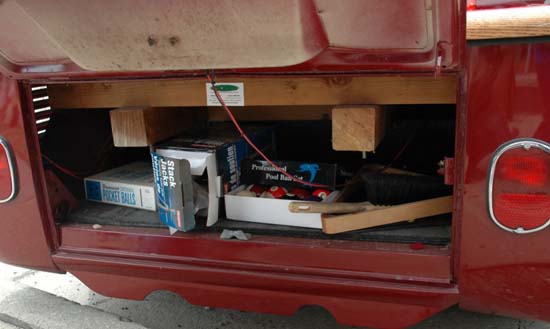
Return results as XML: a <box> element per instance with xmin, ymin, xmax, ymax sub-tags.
<box><xmin>467</xmin><ymin>6</ymin><xmax>550</xmax><ymax>40</ymax></box>
<box><xmin>110</xmin><ymin>107</ymin><xmax>199</xmax><ymax>147</ymax></box>
<box><xmin>289</xmin><ymin>201</ymin><xmax>381</xmax><ymax>214</ymax></box>
<box><xmin>322</xmin><ymin>196</ymin><xmax>453</xmax><ymax>234</ymax></box>
<box><xmin>48</xmin><ymin>76</ymin><xmax>456</xmax><ymax>109</ymax></box>
<box><xmin>208</xmin><ymin>106</ymin><xmax>332</xmax><ymax>121</ymax></box>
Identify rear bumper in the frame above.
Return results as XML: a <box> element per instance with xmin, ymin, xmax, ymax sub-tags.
<box><xmin>53</xmin><ymin>224</ymin><xmax>458</xmax><ymax>328</ymax></box>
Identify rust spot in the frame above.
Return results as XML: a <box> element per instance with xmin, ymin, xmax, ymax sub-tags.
<box><xmin>325</xmin><ymin>76</ymin><xmax>352</xmax><ymax>87</ymax></box>
<box><xmin>285</xmin><ymin>81</ymin><xmax>298</xmax><ymax>91</ymax></box>
<box><xmin>169</xmin><ymin>36</ymin><xmax>180</xmax><ymax>46</ymax></box>
<box><xmin>147</xmin><ymin>36</ymin><xmax>158</xmax><ymax>47</ymax></box>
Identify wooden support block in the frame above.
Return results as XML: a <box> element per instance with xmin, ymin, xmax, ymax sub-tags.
<box><xmin>110</xmin><ymin>107</ymin><xmax>198</xmax><ymax>147</ymax></box>
<box><xmin>322</xmin><ymin>196</ymin><xmax>453</xmax><ymax>234</ymax></box>
<box><xmin>47</xmin><ymin>76</ymin><xmax>457</xmax><ymax>109</ymax></box>
<box><xmin>332</xmin><ymin>106</ymin><xmax>386</xmax><ymax>152</ymax></box>
<box><xmin>208</xmin><ymin>106</ymin><xmax>332</xmax><ymax>121</ymax></box>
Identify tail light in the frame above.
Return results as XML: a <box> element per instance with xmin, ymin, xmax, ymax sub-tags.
<box><xmin>0</xmin><ymin>136</ymin><xmax>17</xmax><ymax>203</ymax></box>
<box><xmin>488</xmin><ymin>138</ymin><xmax>550</xmax><ymax>234</ymax></box>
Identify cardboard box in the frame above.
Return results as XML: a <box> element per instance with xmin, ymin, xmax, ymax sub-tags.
<box><xmin>151</xmin><ymin>155</ymin><xmax>200</xmax><ymax>232</ymax></box>
<box><xmin>241</xmin><ymin>159</ymin><xmax>338</xmax><ymax>189</ymax></box>
<box><xmin>151</xmin><ymin>125</ymin><xmax>275</xmax><ymax>232</ymax></box>
<box><xmin>225</xmin><ymin>185</ymin><xmax>340</xmax><ymax>229</ymax></box>
<box><xmin>84</xmin><ymin>162</ymin><xmax>156</xmax><ymax>211</ymax></box>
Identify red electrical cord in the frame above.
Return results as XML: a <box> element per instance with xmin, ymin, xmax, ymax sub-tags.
<box><xmin>377</xmin><ymin>129</ymin><xmax>416</xmax><ymax>174</ymax></box>
<box><xmin>207</xmin><ymin>73</ymin><xmax>330</xmax><ymax>189</ymax></box>
<box><xmin>42</xmin><ymin>154</ymin><xmax>84</xmax><ymax>180</ymax></box>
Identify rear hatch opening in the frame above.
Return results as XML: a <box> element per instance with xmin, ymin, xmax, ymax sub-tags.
<box><xmin>34</xmin><ymin>76</ymin><xmax>457</xmax><ymax>248</ymax></box>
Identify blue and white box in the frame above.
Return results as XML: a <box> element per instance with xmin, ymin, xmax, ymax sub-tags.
<box><xmin>84</xmin><ymin>162</ymin><xmax>156</xmax><ymax>211</ymax></box>
<box><xmin>151</xmin><ymin>125</ymin><xmax>275</xmax><ymax>232</ymax></box>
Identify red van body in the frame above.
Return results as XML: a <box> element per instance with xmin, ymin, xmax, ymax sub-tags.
<box><xmin>1</xmin><ymin>1</ymin><xmax>549</xmax><ymax>328</ymax></box>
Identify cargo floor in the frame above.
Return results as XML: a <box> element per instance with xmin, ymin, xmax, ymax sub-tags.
<box><xmin>66</xmin><ymin>201</ymin><xmax>452</xmax><ymax>245</ymax></box>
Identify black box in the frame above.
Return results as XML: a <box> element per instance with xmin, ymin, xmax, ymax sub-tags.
<box><xmin>240</xmin><ymin>159</ymin><xmax>337</xmax><ymax>189</ymax></box>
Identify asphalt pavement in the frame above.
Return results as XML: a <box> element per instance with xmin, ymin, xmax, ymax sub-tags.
<box><xmin>0</xmin><ymin>262</ymin><xmax>548</xmax><ymax>329</ymax></box>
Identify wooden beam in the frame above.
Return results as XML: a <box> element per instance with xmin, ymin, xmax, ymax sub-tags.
<box><xmin>208</xmin><ymin>106</ymin><xmax>332</xmax><ymax>121</ymax></box>
<box><xmin>48</xmin><ymin>76</ymin><xmax>456</xmax><ymax>109</ymax></box>
<box><xmin>321</xmin><ymin>196</ymin><xmax>453</xmax><ymax>234</ymax></box>
<box><xmin>110</xmin><ymin>107</ymin><xmax>199</xmax><ymax>147</ymax></box>
<box><xmin>332</xmin><ymin>106</ymin><xmax>386</xmax><ymax>152</ymax></box>
<box><xmin>467</xmin><ymin>6</ymin><xmax>550</xmax><ymax>40</ymax></box>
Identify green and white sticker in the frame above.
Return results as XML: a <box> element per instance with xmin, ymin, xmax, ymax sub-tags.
<box><xmin>206</xmin><ymin>82</ymin><xmax>244</xmax><ymax>106</ymax></box>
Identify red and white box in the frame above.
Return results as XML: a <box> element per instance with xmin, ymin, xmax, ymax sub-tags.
<box><xmin>224</xmin><ymin>185</ymin><xmax>339</xmax><ymax>229</ymax></box>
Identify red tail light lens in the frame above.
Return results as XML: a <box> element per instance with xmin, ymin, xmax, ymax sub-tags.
<box><xmin>493</xmin><ymin>193</ymin><xmax>550</xmax><ymax>230</ymax></box>
<box><xmin>488</xmin><ymin>139</ymin><xmax>550</xmax><ymax>234</ymax></box>
<box><xmin>498</xmin><ymin>155</ymin><xmax>547</xmax><ymax>187</ymax></box>
<box><xmin>0</xmin><ymin>136</ymin><xmax>16</xmax><ymax>203</ymax></box>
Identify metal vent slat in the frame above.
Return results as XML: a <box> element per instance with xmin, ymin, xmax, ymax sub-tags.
<box><xmin>34</xmin><ymin>110</ymin><xmax>52</xmax><ymax>121</ymax></box>
<box><xmin>36</xmin><ymin>121</ymin><xmax>49</xmax><ymax>132</ymax></box>
<box><xmin>31</xmin><ymin>85</ymin><xmax>51</xmax><ymax>136</ymax></box>
<box><xmin>32</xmin><ymin>88</ymin><xmax>49</xmax><ymax>99</ymax></box>
<box><xmin>33</xmin><ymin>99</ymin><xmax>50</xmax><ymax>110</ymax></box>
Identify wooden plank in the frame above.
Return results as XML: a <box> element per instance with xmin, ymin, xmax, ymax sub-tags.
<box><xmin>110</xmin><ymin>107</ymin><xmax>199</xmax><ymax>147</ymax></box>
<box><xmin>467</xmin><ymin>6</ymin><xmax>550</xmax><ymax>40</ymax></box>
<box><xmin>322</xmin><ymin>196</ymin><xmax>453</xmax><ymax>234</ymax></box>
<box><xmin>208</xmin><ymin>106</ymin><xmax>332</xmax><ymax>121</ymax></box>
<box><xmin>332</xmin><ymin>106</ymin><xmax>386</xmax><ymax>152</ymax></box>
<box><xmin>48</xmin><ymin>76</ymin><xmax>456</xmax><ymax>109</ymax></box>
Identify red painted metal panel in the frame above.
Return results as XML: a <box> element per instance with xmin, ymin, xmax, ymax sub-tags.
<box><xmin>0</xmin><ymin>75</ymin><xmax>59</xmax><ymax>271</ymax></box>
<box><xmin>55</xmin><ymin>225</ymin><xmax>458</xmax><ymax>328</ymax></box>
<box><xmin>0</xmin><ymin>2</ymin><xmax>468</xmax><ymax>326</ymax></box>
<box><xmin>61</xmin><ymin>267</ymin><xmax>456</xmax><ymax>329</ymax></box>
<box><xmin>58</xmin><ymin>224</ymin><xmax>452</xmax><ymax>283</ymax></box>
<box><xmin>459</xmin><ymin>42</ymin><xmax>550</xmax><ymax>320</ymax></box>
<box><xmin>0</xmin><ymin>0</ymin><xmax>464</xmax><ymax>79</ymax></box>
